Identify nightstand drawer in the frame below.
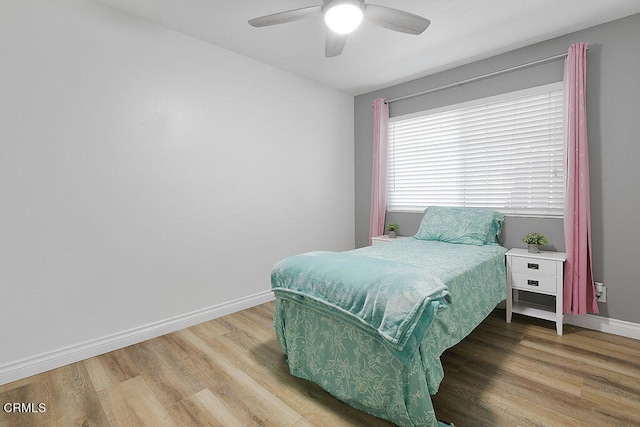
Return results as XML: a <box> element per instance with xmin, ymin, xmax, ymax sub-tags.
<box><xmin>511</xmin><ymin>256</ymin><xmax>557</xmax><ymax>276</ymax></box>
<box><xmin>511</xmin><ymin>272</ymin><xmax>557</xmax><ymax>294</ymax></box>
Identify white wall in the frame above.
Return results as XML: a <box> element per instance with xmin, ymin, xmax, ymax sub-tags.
<box><xmin>0</xmin><ymin>0</ymin><xmax>354</xmax><ymax>383</ymax></box>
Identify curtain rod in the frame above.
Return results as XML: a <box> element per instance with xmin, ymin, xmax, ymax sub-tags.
<box><xmin>381</xmin><ymin>48</ymin><xmax>587</xmax><ymax>105</ymax></box>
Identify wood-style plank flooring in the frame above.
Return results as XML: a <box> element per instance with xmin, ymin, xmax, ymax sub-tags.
<box><xmin>1</xmin><ymin>302</ymin><xmax>639</xmax><ymax>426</ymax></box>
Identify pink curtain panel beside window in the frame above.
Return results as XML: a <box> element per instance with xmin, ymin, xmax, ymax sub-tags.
<box><xmin>563</xmin><ymin>42</ymin><xmax>599</xmax><ymax>315</ymax></box>
<box><xmin>369</xmin><ymin>98</ymin><xmax>389</xmax><ymax>244</ymax></box>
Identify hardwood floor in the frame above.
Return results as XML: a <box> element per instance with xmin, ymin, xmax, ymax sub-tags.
<box><xmin>1</xmin><ymin>302</ymin><xmax>639</xmax><ymax>427</ymax></box>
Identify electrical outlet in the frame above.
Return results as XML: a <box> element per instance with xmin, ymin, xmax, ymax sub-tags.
<box><xmin>595</xmin><ymin>282</ymin><xmax>607</xmax><ymax>303</ymax></box>
<box><xmin>597</xmin><ymin>287</ymin><xmax>607</xmax><ymax>303</ymax></box>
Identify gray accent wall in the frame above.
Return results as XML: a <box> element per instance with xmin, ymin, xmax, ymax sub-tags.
<box><xmin>355</xmin><ymin>13</ymin><xmax>640</xmax><ymax>324</ymax></box>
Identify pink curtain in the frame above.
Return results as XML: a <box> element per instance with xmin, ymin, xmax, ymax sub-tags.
<box><xmin>369</xmin><ymin>98</ymin><xmax>389</xmax><ymax>244</ymax></box>
<box><xmin>563</xmin><ymin>42</ymin><xmax>598</xmax><ymax>315</ymax></box>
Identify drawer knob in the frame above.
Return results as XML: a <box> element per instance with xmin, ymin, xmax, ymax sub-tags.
<box><xmin>527</xmin><ymin>263</ymin><xmax>539</xmax><ymax>270</ymax></box>
<box><xmin>527</xmin><ymin>279</ymin><xmax>539</xmax><ymax>287</ymax></box>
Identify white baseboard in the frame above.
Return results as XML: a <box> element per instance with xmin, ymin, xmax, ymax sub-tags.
<box><xmin>565</xmin><ymin>313</ymin><xmax>640</xmax><ymax>340</ymax></box>
<box><xmin>0</xmin><ymin>290</ymin><xmax>275</xmax><ymax>386</ymax></box>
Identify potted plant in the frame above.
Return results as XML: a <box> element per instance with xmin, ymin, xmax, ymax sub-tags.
<box><xmin>522</xmin><ymin>232</ymin><xmax>549</xmax><ymax>253</ymax></box>
<box><xmin>386</xmin><ymin>223</ymin><xmax>400</xmax><ymax>238</ymax></box>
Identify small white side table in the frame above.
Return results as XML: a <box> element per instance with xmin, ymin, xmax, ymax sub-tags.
<box><xmin>505</xmin><ymin>248</ymin><xmax>567</xmax><ymax>335</ymax></box>
<box><xmin>370</xmin><ymin>235</ymin><xmax>409</xmax><ymax>245</ymax></box>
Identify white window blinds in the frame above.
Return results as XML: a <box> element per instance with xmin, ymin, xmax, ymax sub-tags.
<box><xmin>387</xmin><ymin>83</ymin><xmax>564</xmax><ymax>217</ymax></box>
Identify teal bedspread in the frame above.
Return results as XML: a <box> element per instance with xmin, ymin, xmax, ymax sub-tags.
<box><xmin>273</xmin><ymin>238</ymin><xmax>507</xmax><ymax>426</ymax></box>
<box><xmin>272</xmin><ymin>252</ymin><xmax>451</xmax><ymax>365</ymax></box>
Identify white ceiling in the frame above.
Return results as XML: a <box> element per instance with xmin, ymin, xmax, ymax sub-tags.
<box><xmin>95</xmin><ymin>0</ymin><xmax>640</xmax><ymax>95</ymax></box>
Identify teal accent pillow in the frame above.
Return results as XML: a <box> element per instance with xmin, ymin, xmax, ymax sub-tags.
<box><xmin>415</xmin><ymin>206</ymin><xmax>505</xmax><ymax>245</ymax></box>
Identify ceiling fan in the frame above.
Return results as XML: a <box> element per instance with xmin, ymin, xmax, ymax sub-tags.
<box><xmin>248</xmin><ymin>0</ymin><xmax>430</xmax><ymax>57</ymax></box>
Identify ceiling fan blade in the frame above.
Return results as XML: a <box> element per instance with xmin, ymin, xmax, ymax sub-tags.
<box><xmin>364</xmin><ymin>4</ymin><xmax>430</xmax><ymax>35</ymax></box>
<box><xmin>325</xmin><ymin>31</ymin><xmax>347</xmax><ymax>57</ymax></box>
<box><xmin>248</xmin><ymin>6</ymin><xmax>322</xmax><ymax>27</ymax></box>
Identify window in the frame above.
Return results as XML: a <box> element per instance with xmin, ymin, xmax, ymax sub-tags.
<box><xmin>387</xmin><ymin>83</ymin><xmax>564</xmax><ymax>217</ymax></box>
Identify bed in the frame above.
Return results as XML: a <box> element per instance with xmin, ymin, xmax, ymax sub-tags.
<box><xmin>271</xmin><ymin>207</ymin><xmax>508</xmax><ymax>426</ymax></box>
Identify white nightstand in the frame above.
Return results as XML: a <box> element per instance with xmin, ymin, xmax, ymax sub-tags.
<box><xmin>370</xmin><ymin>235</ymin><xmax>409</xmax><ymax>245</ymax></box>
<box><xmin>505</xmin><ymin>248</ymin><xmax>567</xmax><ymax>335</ymax></box>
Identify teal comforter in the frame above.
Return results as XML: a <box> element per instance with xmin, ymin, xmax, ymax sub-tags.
<box><xmin>273</xmin><ymin>238</ymin><xmax>508</xmax><ymax>427</ymax></box>
<box><xmin>271</xmin><ymin>252</ymin><xmax>451</xmax><ymax>365</ymax></box>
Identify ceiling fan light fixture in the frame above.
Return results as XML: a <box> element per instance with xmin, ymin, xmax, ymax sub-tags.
<box><xmin>323</xmin><ymin>1</ymin><xmax>363</xmax><ymax>34</ymax></box>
